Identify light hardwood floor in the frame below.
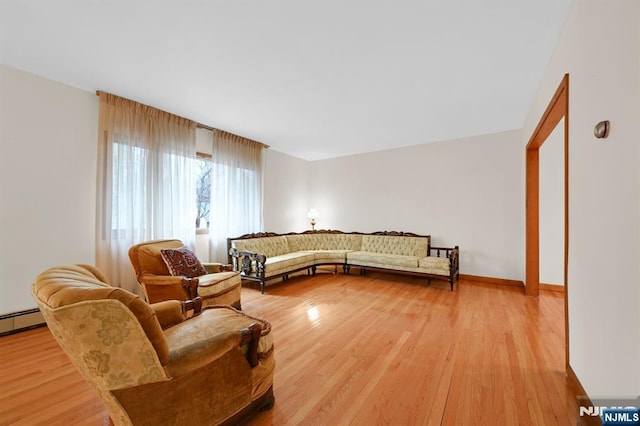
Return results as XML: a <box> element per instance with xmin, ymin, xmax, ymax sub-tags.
<box><xmin>0</xmin><ymin>272</ymin><xmax>577</xmax><ymax>425</ymax></box>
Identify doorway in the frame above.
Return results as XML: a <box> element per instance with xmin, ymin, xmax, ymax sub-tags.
<box><xmin>525</xmin><ymin>74</ymin><xmax>569</xmax><ymax>368</ymax></box>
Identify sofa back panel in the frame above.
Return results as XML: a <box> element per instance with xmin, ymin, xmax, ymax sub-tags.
<box><xmin>286</xmin><ymin>233</ymin><xmax>362</xmax><ymax>252</ymax></box>
<box><xmin>361</xmin><ymin>235</ymin><xmax>430</xmax><ymax>257</ymax></box>
<box><xmin>231</xmin><ymin>236</ymin><xmax>290</xmax><ymax>258</ymax></box>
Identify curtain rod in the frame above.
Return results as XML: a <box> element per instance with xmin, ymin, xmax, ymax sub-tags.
<box><xmin>196</xmin><ymin>123</ymin><xmax>270</xmax><ymax>149</ymax></box>
<box><xmin>96</xmin><ymin>91</ymin><xmax>269</xmax><ymax>149</ymax></box>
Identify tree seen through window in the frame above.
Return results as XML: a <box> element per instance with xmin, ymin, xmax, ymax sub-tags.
<box><xmin>196</xmin><ymin>155</ymin><xmax>212</xmax><ymax>228</ymax></box>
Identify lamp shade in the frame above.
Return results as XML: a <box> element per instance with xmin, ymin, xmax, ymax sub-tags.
<box><xmin>307</xmin><ymin>208</ymin><xmax>319</xmax><ymax>219</ymax></box>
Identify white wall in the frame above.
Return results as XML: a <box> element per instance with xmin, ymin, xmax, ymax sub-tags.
<box><xmin>0</xmin><ymin>65</ymin><xmax>98</xmax><ymax>314</ymax></box>
<box><xmin>309</xmin><ymin>130</ymin><xmax>524</xmax><ymax>280</ymax></box>
<box><xmin>522</xmin><ymin>0</ymin><xmax>640</xmax><ymax>396</ymax></box>
<box><xmin>263</xmin><ymin>149</ymin><xmax>310</xmax><ymax>233</ymax></box>
<box><xmin>539</xmin><ymin>119</ymin><xmax>565</xmax><ymax>286</ymax></box>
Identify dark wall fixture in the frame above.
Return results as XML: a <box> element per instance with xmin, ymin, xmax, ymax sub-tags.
<box><xmin>594</xmin><ymin>120</ymin><xmax>610</xmax><ymax>139</ymax></box>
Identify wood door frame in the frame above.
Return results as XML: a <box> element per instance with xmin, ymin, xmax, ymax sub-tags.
<box><xmin>525</xmin><ymin>74</ymin><xmax>569</xmax><ymax>367</ymax></box>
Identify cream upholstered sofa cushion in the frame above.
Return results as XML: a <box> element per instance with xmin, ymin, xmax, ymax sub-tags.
<box><xmin>232</xmin><ymin>236</ymin><xmax>290</xmax><ymax>258</ymax></box>
<box><xmin>419</xmin><ymin>256</ymin><xmax>451</xmax><ymax>275</ymax></box>
<box><xmin>305</xmin><ymin>249</ymin><xmax>353</xmax><ymax>264</ymax></box>
<box><xmin>263</xmin><ymin>252</ymin><xmax>315</xmax><ymax>277</ymax></box>
<box><xmin>286</xmin><ymin>233</ymin><xmax>362</xmax><ymax>251</ymax></box>
<box><xmin>347</xmin><ymin>251</ymin><xmax>421</xmax><ymax>268</ymax></box>
<box><xmin>286</xmin><ymin>233</ymin><xmax>362</xmax><ymax>265</ymax></box>
<box><xmin>360</xmin><ymin>234</ymin><xmax>429</xmax><ymax>257</ymax></box>
<box><xmin>234</xmin><ymin>251</ymin><xmax>316</xmax><ymax>278</ymax></box>
<box><xmin>347</xmin><ymin>234</ymin><xmax>432</xmax><ymax>270</ymax></box>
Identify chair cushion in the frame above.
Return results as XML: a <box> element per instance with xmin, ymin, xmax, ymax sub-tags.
<box><xmin>160</xmin><ymin>246</ymin><xmax>207</xmax><ymax>278</ymax></box>
<box><xmin>197</xmin><ymin>271</ymin><xmax>241</xmax><ymax>297</ymax></box>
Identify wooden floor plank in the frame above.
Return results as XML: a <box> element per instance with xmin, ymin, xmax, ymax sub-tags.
<box><xmin>0</xmin><ymin>273</ymin><xmax>577</xmax><ymax>425</ymax></box>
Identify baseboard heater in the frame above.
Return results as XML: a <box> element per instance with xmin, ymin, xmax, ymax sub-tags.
<box><xmin>0</xmin><ymin>308</ymin><xmax>46</xmax><ymax>337</ymax></box>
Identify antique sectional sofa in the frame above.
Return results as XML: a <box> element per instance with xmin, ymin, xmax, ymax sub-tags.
<box><xmin>228</xmin><ymin>230</ymin><xmax>459</xmax><ymax>293</ymax></box>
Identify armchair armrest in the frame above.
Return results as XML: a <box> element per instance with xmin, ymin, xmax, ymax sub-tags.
<box><xmin>181</xmin><ymin>296</ymin><xmax>203</xmax><ymax>316</ymax></box>
<box><xmin>151</xmin><ymin>300</ymin><xmax>186</xmax><ymax>329</ymax></box>
<box><xmin>140</xmin><ymin>274</ymin><xmax>199</xmax><ymax>299</ymax></box>
<box><xmin>202</xmin><ymin>262</ymin><xmax>222</xmax><ymax>273</ymax></box>
<box><xmin>228</xmin><ymin>248</ymin><xmax>267</xmax><ymax>277</ymax></box>
<box><xmin>239</xmin><ymin>322</ymin><xmax>262</xmax><ymax>368</ymax></box>
<box><xmin>151</xmin><ymin>297</ymin><xmax>203</xmax><ymax>329</ymax></box>
<box><xmin>202</xmin><ymin>262</ymin><xmax>235</xmax><ymax>273</ymax></box>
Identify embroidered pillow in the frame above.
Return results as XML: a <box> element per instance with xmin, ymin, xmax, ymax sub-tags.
<box><xmin>160</xmin><ymin>246</ymin><xmax>207</xmax><ymax>278</ymax></box>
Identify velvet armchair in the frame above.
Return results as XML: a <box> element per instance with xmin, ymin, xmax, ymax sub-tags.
<box><xmin>128</xmin><ymin>239</ymin><xmax>242</xmax><ymax>309</ymax></box>
<box><xmin>32</xmin><ymin>264</ymin><xmax>275</xmax><ymax>426</ymax></box>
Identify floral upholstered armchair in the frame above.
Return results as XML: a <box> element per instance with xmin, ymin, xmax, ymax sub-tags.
<box><xmin>128</xmin><ymin>239</ymin><xmax>242</xmax><ymax>309</ymax></box>
<box><xmin>32</xmin><ymin>264</ymin><xmax>275</xmax><ymax>426</ymax></box>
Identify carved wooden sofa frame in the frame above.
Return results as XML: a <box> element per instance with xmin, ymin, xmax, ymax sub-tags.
<box><xmin>227</xmin><ymin>230</ymin><xmax>459</xmax><ymax>293</ymax></box>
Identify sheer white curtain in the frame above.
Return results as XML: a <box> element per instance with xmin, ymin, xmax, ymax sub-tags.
<box><xmin>209</xmin><ymin>130</ymin><xmax>265</xmax><ymax>263</ymax></box>
<box><xmin>96</xmin><ymin>92</ymin><xmax>197</xmax><ymax>294</ymax></box>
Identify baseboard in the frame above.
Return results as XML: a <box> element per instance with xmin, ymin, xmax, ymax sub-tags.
<box><xmin>460</xmin><ymin>275</ymin><xmax>564</xmax><ymax>293</ymax></box>
<box><xmin>568</xmin><ymin>364</ymin><xmax>602</xmax><ymax>426</ymax></box>
<box><xmin>540</xmin><ymin>282</ymin><xmax>565</xmax><ymax>293</ymax></box>
<box><xmin>0</xmin><ymin>308</ymin><xmax>46</xmax><ymax>337</ymax></box>
<box><xmin>459</xmin><ymin>274</ymin><xmax>525</xmax><ymax>288</ymax></box>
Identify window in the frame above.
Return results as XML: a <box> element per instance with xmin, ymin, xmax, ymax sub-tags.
<box><xmin>110</xmin><ymin>142</ymin><xmax>148</xmax><ymax>237</ymax></box>
<box><xmin>195</xmin><ymin>153</ymin><xmax>212</xmax><ymax>229</ymax></box>
<box><xmin>96</xmin><ymin>91</ymin><xmax>197</xmax><ymax>292</ymax></box>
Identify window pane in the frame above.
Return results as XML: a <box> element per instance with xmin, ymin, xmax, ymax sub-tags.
<box><xmin>196</xmin><ymin>155</ymin><xmax>212</xmax><ymax>228</ymax></box>
<box><xmin>111</xmin><ymin>142</ymin><xmax>148</xmax><ymax>236</ymax></box>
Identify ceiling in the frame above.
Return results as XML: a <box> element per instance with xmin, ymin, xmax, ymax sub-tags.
<box><xmin>0</xmin><ymin>1</ymin><xmax>573</xmax><ymax>161</ymax></box>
